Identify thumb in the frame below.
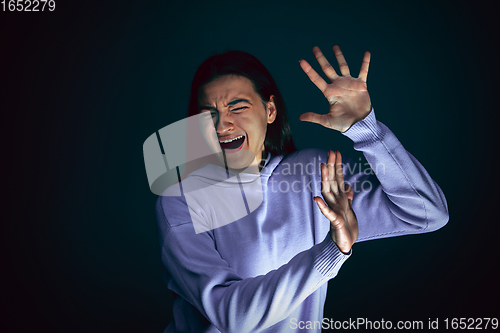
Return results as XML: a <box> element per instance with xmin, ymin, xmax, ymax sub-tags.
<box><xmin>314</xmin><ymin>197</ymin><xmax>338</xmax><ymax>224</ymax></box>
<box><xmin>299</xmin><ymin>112</ymin><xmax>328</xmax><ymax>127</ymax></box>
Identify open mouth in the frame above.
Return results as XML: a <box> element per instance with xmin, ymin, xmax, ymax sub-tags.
<box><xmin>219</xmin><ymin>135</ymin><xmax>245</xmax><ymax>151</ymax></box>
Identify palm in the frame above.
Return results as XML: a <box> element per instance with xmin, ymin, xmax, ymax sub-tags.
<box><xmin>299</xmin><ymin>45</ymin><xmax>372</xmax><ymax>133</ymax></box>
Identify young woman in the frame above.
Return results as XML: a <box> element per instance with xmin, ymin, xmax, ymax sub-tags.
<box><xmin>154</xmin><ymin>45</ymin><xmax>449</xmax><ymax>332</ymax></box>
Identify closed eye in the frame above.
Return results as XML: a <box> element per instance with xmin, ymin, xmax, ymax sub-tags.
<box><xmin>231</xmin><ymin>106</ymin><xmax>248</xmax><ymax>113</ymax></box>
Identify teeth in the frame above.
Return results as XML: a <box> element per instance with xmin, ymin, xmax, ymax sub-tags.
<box><xmin>219</xmin><ymin>135</ymin><xmax>243</xmax><ymax>143</ymax></box>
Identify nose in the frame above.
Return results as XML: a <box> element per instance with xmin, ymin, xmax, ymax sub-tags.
<box><xmin>215</xmin><ymin>111</ymin><xmax>233</xmax><ymax>135</ymax></box>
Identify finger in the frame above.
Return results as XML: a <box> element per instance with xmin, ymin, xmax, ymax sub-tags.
<box><xmin>334</xmin><ymin>150</ymin><xmax>345</xmax><ymax>190</ymax></box>
<box><xmin>312</xmin><ymin>46</ymin><xmax>339</xmax><ymax>82</ymax></box>
<box><xmin>299</xmin><ymin>59</ymin><xmax>328</xmax><ymax>92</ymax></box>
<box><xmin>332</xmin><ymin>45</ymin><xmax>350</xmax><ymax>76</ymax></box>
<box><xmin>347</xmin><ymin>198</ymin><xmax>359</xmax><ymax>239</ymax></box>
<box><xmin>299</xmin><ymin>112</ymin><xmax>333</xmax><ymax>128</ymax></box>
<box><xmin>348</xmin><ymin>198</ymin><xmax>358</xmax><ymax>225</ymax></box>
<box><xmin>344</xmin><ymin>183</ymin><xmax>353</xmax><ymax>201</ymax></box>
<box><xmin>327</xmin><ymin>148</ymin><xmax>336</xmax><ymax>167</ymax></box>
<box><xmin>314</xmin><ymin>197</ymin><xmax>338</xmax><ymax>222</ymax></box>
<box><xmin>320</xmin><ymin>163</ymin><xmax>335</xmax><ymax>203</ymax></box>
<box><xmin>327</xmin><ymin>150</ymin><xmax>339</xmax><ymax>195</ymax></box>
<box><xmin>358</xmin><ymin>51</ymin><xmax>371</xmax><ymax>82</ymax></box>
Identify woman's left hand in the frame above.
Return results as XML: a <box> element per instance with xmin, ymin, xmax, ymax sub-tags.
<box><xmin>299</xmin><ymin>45</ymin><xmax>372</xmax><ymax>133</ymax></box>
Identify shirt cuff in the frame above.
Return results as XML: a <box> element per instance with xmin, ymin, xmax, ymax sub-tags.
<box><xmin>342</xmin><ymin>108</ymin><xmax>385</xmax><ymax>147</ymax></box>
<box><xmin>313</xmin><ymin>234</ymin><xmax>351</xmax><ymax>279</ymax></box>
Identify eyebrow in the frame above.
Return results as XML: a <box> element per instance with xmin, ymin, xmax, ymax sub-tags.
<box><xmin>198</xmin><ymin>99</ymin><xmax>252</xmax><ymax>112</ymax></box>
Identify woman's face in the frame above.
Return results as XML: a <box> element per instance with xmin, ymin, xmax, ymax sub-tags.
<box><xmin>198</xmin><ymin>75</ymin><xmax>276</xmax><ymax>170</ymax></box>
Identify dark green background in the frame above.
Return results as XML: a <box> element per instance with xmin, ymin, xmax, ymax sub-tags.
<box><xmin>4</xmin><ymin>0</ymin><xmax>498</xmax><ymax>331</ymax></box>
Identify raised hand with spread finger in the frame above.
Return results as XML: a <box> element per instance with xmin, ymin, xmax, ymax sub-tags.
<box><xmin>314</xmin><ymin>150</ymin><xmax>359</xmax><ymax>254</ymax></box>
<box><xmin>299</xmin><ymin>45</ymin><xmax>372</xmax><ymax>133</ymax></box>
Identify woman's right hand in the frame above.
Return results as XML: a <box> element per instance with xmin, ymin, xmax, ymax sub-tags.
<box><xmin>314</xmin><ymin>150</ymin><xmax>359</xmax><ymax>254</ymax></box>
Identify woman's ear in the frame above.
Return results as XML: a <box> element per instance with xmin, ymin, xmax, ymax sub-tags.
<box><xmin>267</xmin><ymin>95</ymin><xmax>277</xmax><ymax>124</ymax></box>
